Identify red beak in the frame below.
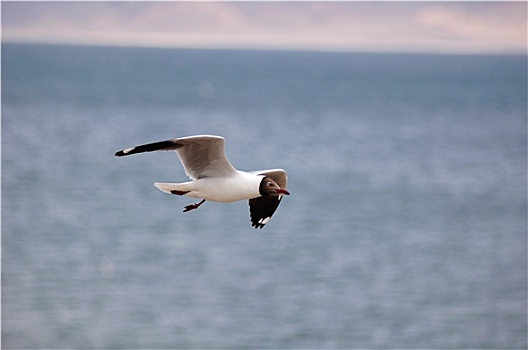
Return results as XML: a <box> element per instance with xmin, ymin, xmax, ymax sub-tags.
<box><xmin>275</xmin><ymin>188</ymin><xmax>290</xmax><ymax>195</ymax></box>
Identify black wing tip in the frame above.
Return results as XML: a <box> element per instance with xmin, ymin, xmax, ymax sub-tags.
<box><xmin>115</xmin><ymin>140</ymin><xmax>184</xmax><ymax>158</ymax></box>
<box><xmin>115</xmin><ymin>147</ymin><xmax>135</xmax><ymax>157</ymax></box>
<box><xmin>249</xmin><ymin>195</ymin><xmax>283</xmax><ymax>229</ymax></box>
<box><xmin>250</xmin><ymin>216</ymin><xmax>272</xmax><ymax>229</ymax></box>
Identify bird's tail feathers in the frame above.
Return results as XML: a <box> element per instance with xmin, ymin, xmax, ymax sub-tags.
<box><xmin>154</xmin><ymin>182</ymin><xmax>192</xmax><ymax>194</ymax></box>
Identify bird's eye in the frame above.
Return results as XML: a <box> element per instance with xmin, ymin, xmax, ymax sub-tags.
<box><xmin>267</xmin><ymin>181</ymin><xmax>273</xmax><ymax>187</ymax></box>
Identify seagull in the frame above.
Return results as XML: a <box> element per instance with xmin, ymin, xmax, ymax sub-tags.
<box><xmin>115</xmin><ymin>135</ymin><xmax>289</xmax><ymax>228</ymax></box>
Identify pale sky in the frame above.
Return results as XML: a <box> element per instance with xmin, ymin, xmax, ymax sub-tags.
<box><xmin>2</xmin><ymin>2</ymin><xmax>527</xmax><ymax>54</ymax></box>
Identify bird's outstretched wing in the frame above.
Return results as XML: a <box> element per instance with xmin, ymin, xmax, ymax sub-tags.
<box><xmin>115</xmin><ymin>135</ymin><xmax>238</xmax><ymax>180</ymax></box>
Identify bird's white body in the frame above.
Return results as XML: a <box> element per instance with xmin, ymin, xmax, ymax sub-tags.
<box><xmin>155</xmin><ymin>170</ymin><xmax>263</xmax><ymax>202</ymax></box>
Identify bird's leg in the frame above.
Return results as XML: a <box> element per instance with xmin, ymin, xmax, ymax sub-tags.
<box><xmin>183</xmin><ymin>199</ymin><xmax>206</xmax><ymax>212</ymax></box>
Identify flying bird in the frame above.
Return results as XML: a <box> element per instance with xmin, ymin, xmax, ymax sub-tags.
<box><xmin>115</xmin><ymin>135</ymin><xmax>289</xmax><ymax>228</ymax></box>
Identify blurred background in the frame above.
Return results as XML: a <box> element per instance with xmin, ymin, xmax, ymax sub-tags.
<box><xmin>2</xmin><ymin>2</ymin><xmax>527</xmax><ymax>349</ymax></box>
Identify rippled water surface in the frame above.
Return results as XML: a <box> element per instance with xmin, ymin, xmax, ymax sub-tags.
<box><xmin>2</xmin><ymin>44</ymin><xmax>526</xmax><ymax>349</ymax></box>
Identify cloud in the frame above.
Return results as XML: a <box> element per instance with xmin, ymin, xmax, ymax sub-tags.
<box><xmin>2</xmin><ymin>2</ymin><xmax>526</xmax><ymax>54</ymax></box>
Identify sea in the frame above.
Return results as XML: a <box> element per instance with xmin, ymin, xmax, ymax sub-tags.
<box><xmin>2</xmin><ymin>43</ymin><xmax>527</xmax><ymax>349</ymax></box>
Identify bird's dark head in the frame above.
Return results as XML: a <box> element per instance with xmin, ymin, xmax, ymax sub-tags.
<box><xmin>259</xmin><ymin>177</ymin><xmax>290</xmax><ymax>196</ymax></box>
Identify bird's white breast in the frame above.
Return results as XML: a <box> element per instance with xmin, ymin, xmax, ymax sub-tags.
<box><xmin>186</xmin><ymin>171</ymin><xmax>263</xmax><ymax>202</ymax></box>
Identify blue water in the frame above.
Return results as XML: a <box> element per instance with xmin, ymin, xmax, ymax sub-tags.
<box><xmin>2</xmin><ymin>43</ymin><xmax>527</xmax><ymax>349</ymax></box>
